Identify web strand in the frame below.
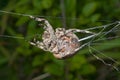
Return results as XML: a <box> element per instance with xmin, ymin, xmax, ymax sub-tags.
<box><xmin>85</xmin><ymin>21</ymin><xmax>119</xmax><ymax>30</ymax></box>
<box><xmin>0</xmin><ymin>10</ymin><xmax>120</xmax><ymax>71</ymax></box>
<box><xmin>88</xmin><ymin>44</ymin><xmax>119</xmax><ymax>71</ymax></box>
<box><xmin>0</xmin><ymin>10</ymin><xmax>32</xmax><ymax>17</ymax></box>
<box><xmin>84</xmin><ymin>21</ymin><xmax>120</xmax><ymax>72</ymax></box>
<box><xmin>95</xmin><ymin>22</ymin><xmax>120</xmax><ymax>41</ymax></box>
<box><xmin>0</xmin><ymin>35</ymin><xmax>24</xmax><ymax>39</ymax></box>
<box><xmin>0</xmin><ymin>10</ymin><xmax>75</xmax><ymax>19</ymax></box>
<box><xmin>0</xmin><ymin>10</ymin><xmax>120</xmax><ymax>45</ymax></box>
<box><xmin>1</xmin><ymin>10</ymin><xmax>120</xmax><ymax>21</ymax></box>
<box><xmin>86</xmin><ymin>21</ymin><xmax>120</xmax><ymax>44</ymax></box>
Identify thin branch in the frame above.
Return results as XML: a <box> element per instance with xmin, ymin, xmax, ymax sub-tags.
<box><xmin>60</xmin><ymin>0</ymin><xmax>67</xmax><ymax>28</ymax></box>
<box><xmin>32</xmin><ymin>73</ymin><xmax>50</xmax><ymax>80</ymax></box>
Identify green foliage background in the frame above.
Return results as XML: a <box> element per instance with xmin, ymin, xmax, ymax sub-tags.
<box><xmin>0</xmin><ymin>0</ymin><xmax>120</xmax><ymax>80</ymax></box>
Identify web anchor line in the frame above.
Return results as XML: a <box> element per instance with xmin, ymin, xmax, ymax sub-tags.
<box><xmin>0</xmin><ymin>10</ymin><xmax>120</xmax><ymax>71</ymax></box>
<box><xmin>0</xmin><ymin>35</ymin><xmax>24</xmax><ymax>39</ymax></box>
<box><xmin>88</xmin><ymin>42</ymin><xmax>120</xmax><ymax>72</ymax></box>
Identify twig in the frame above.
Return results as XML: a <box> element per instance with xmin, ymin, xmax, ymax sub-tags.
<box><xmin>32</xmin><ymin>73</ymin><xmax>50</xmax><ymax>80</ymax></box>
<box><xmin>60</xmin><ymin>0</ymin><xmax>66</xmax><ymax>28</ymax></box>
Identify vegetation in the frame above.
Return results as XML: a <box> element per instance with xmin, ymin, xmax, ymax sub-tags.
<box><xmin>0</xmin><ymin>0</ymin><xmax>120</xmax><ymax>80</ymax></box>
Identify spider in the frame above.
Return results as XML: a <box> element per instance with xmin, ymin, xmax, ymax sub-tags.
<box><xmin>29</xmin><ymin>16</ymin><xmax>97</xmax><ymax>59</ymax></box>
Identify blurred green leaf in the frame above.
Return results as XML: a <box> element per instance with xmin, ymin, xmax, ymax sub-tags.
<box><xmin>70</xmin><ymin>55</ymin><xmax>87</xmax><ymax>71</ymax></box>
<box><xmin>90</xmin><ymin>14</ymin><xmax>101</xmax><ymax>22</ymax></box>
<box><xmin>0</xmin><ymin>56</ymin><xmax>7</xmax><ymax>65</ymax></box>
<box><xmin>42</xmin><ymin>0</ymin><xmax>53</xmax><ymax>9</ymax></box>
<box><xmin>33</xmin><ymin>0</ymin><xmax>42</xmax><ymax>10</ymax></box>
<box><xmin>44</xmin><ymin>63</ymin><xmax>63</xmax><ymax>76</ymax></box>
<box><xmin>32</xmin><ymin>55</ymin><xmax>44</xmax><ymax>67</ymax></box>
<box><xmin>0</xmin><ymin>0</ymin><xmax>120</xmax><ymax>80</ymax></box>
<box><xmin>16</xmin><ymin>17</ymin><xmax>29</xmax><ymax>26</ymax></box>
<box><xmin>80</xmin><ymin>64</ymin><xmax>96</xmax><ymax>75</ymax></box>
<box><xmin>82</xmin><ymin>2</ymin><xmax>98</xmax><ymax>17</ymax></box>
<box><xmin>91</xmin><ymin>38</ymin><xmax>120</xmax><ymax>51</ymax></box>
<box><xmin>65</xmin><ymin>0</ymin><xmax>76</xmax><ymax>17</ymax></box>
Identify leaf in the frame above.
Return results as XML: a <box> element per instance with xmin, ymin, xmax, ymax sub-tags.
<box><xmin>82</xmin><ymin>2</ymin><xmax>98</xmax><ymax>17</ymax></box>
<box><xmin>32</xmin><ymin>55</ymin><xmax>44</xmax><ymax>67</ymax></box>
<box><xmin>33</xmin><ymin>0</ymin><xmax>42</xmax><ymax>10</ymax></box>
<box><xmin>70</xmin><ymin>55</ymin><xmax>87</xmax><ymax>71</ymax></box>
<box><xmin>79</xmin><ymin>38</ymin><xmax>120</xmax><ymax>55</ymax></box>
<box><xmin>44</xmin><ymin>63</ymin><xmax>63</xmax><ymax>76</ymax></box>
<box><xmin>65</xmin><ymin>0</ymin><xmax>76</xmax><ymax>17</ymax></box>
<box><xmin>89</xmin><ymin>52</ymin><xmax>120</xmax><ymax>61</ymax></box>
<box><xmin>80</xmin><ymin>64</ymin><xmax>96</xmax><ymax>75</ymax></box>
<box><xmin>0</xmin><ymin>56</ymin><xmax>7</xmax><ymax>66</ymax></box>
<box><xmin>90</xmin><ymin>14</ymin><xmax>101</xmax><ymax>22</ymax></box>
<box><xmin>42</xmin><ymin>0</ymin><xmax>53</xmax><ymax>9</ymax></box>
<box><xmin>91</xmin><ymin>38</ymin><xmax>120</xmax><ymax>51</ymax></box>
<box><xmin>16</xmin><ymin>17</ymin><xmax>29</xmax><ymax>26</ymax></box>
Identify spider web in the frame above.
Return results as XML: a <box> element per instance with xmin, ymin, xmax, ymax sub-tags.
<box><xmin>87</xmin><ymin>22</ymin><xmax>120</xmax><ymax>71</ymax></box>
<box><xmin>0</xmin><ymin>10</ymin><xmax>120</xmax><ymax>71</ymax></box>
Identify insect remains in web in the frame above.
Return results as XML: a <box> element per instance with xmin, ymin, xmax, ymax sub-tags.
<box><xmin>0</xmin><ymin>10</ymin><xmax>120</xmax><ymax>71</ymax></box>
